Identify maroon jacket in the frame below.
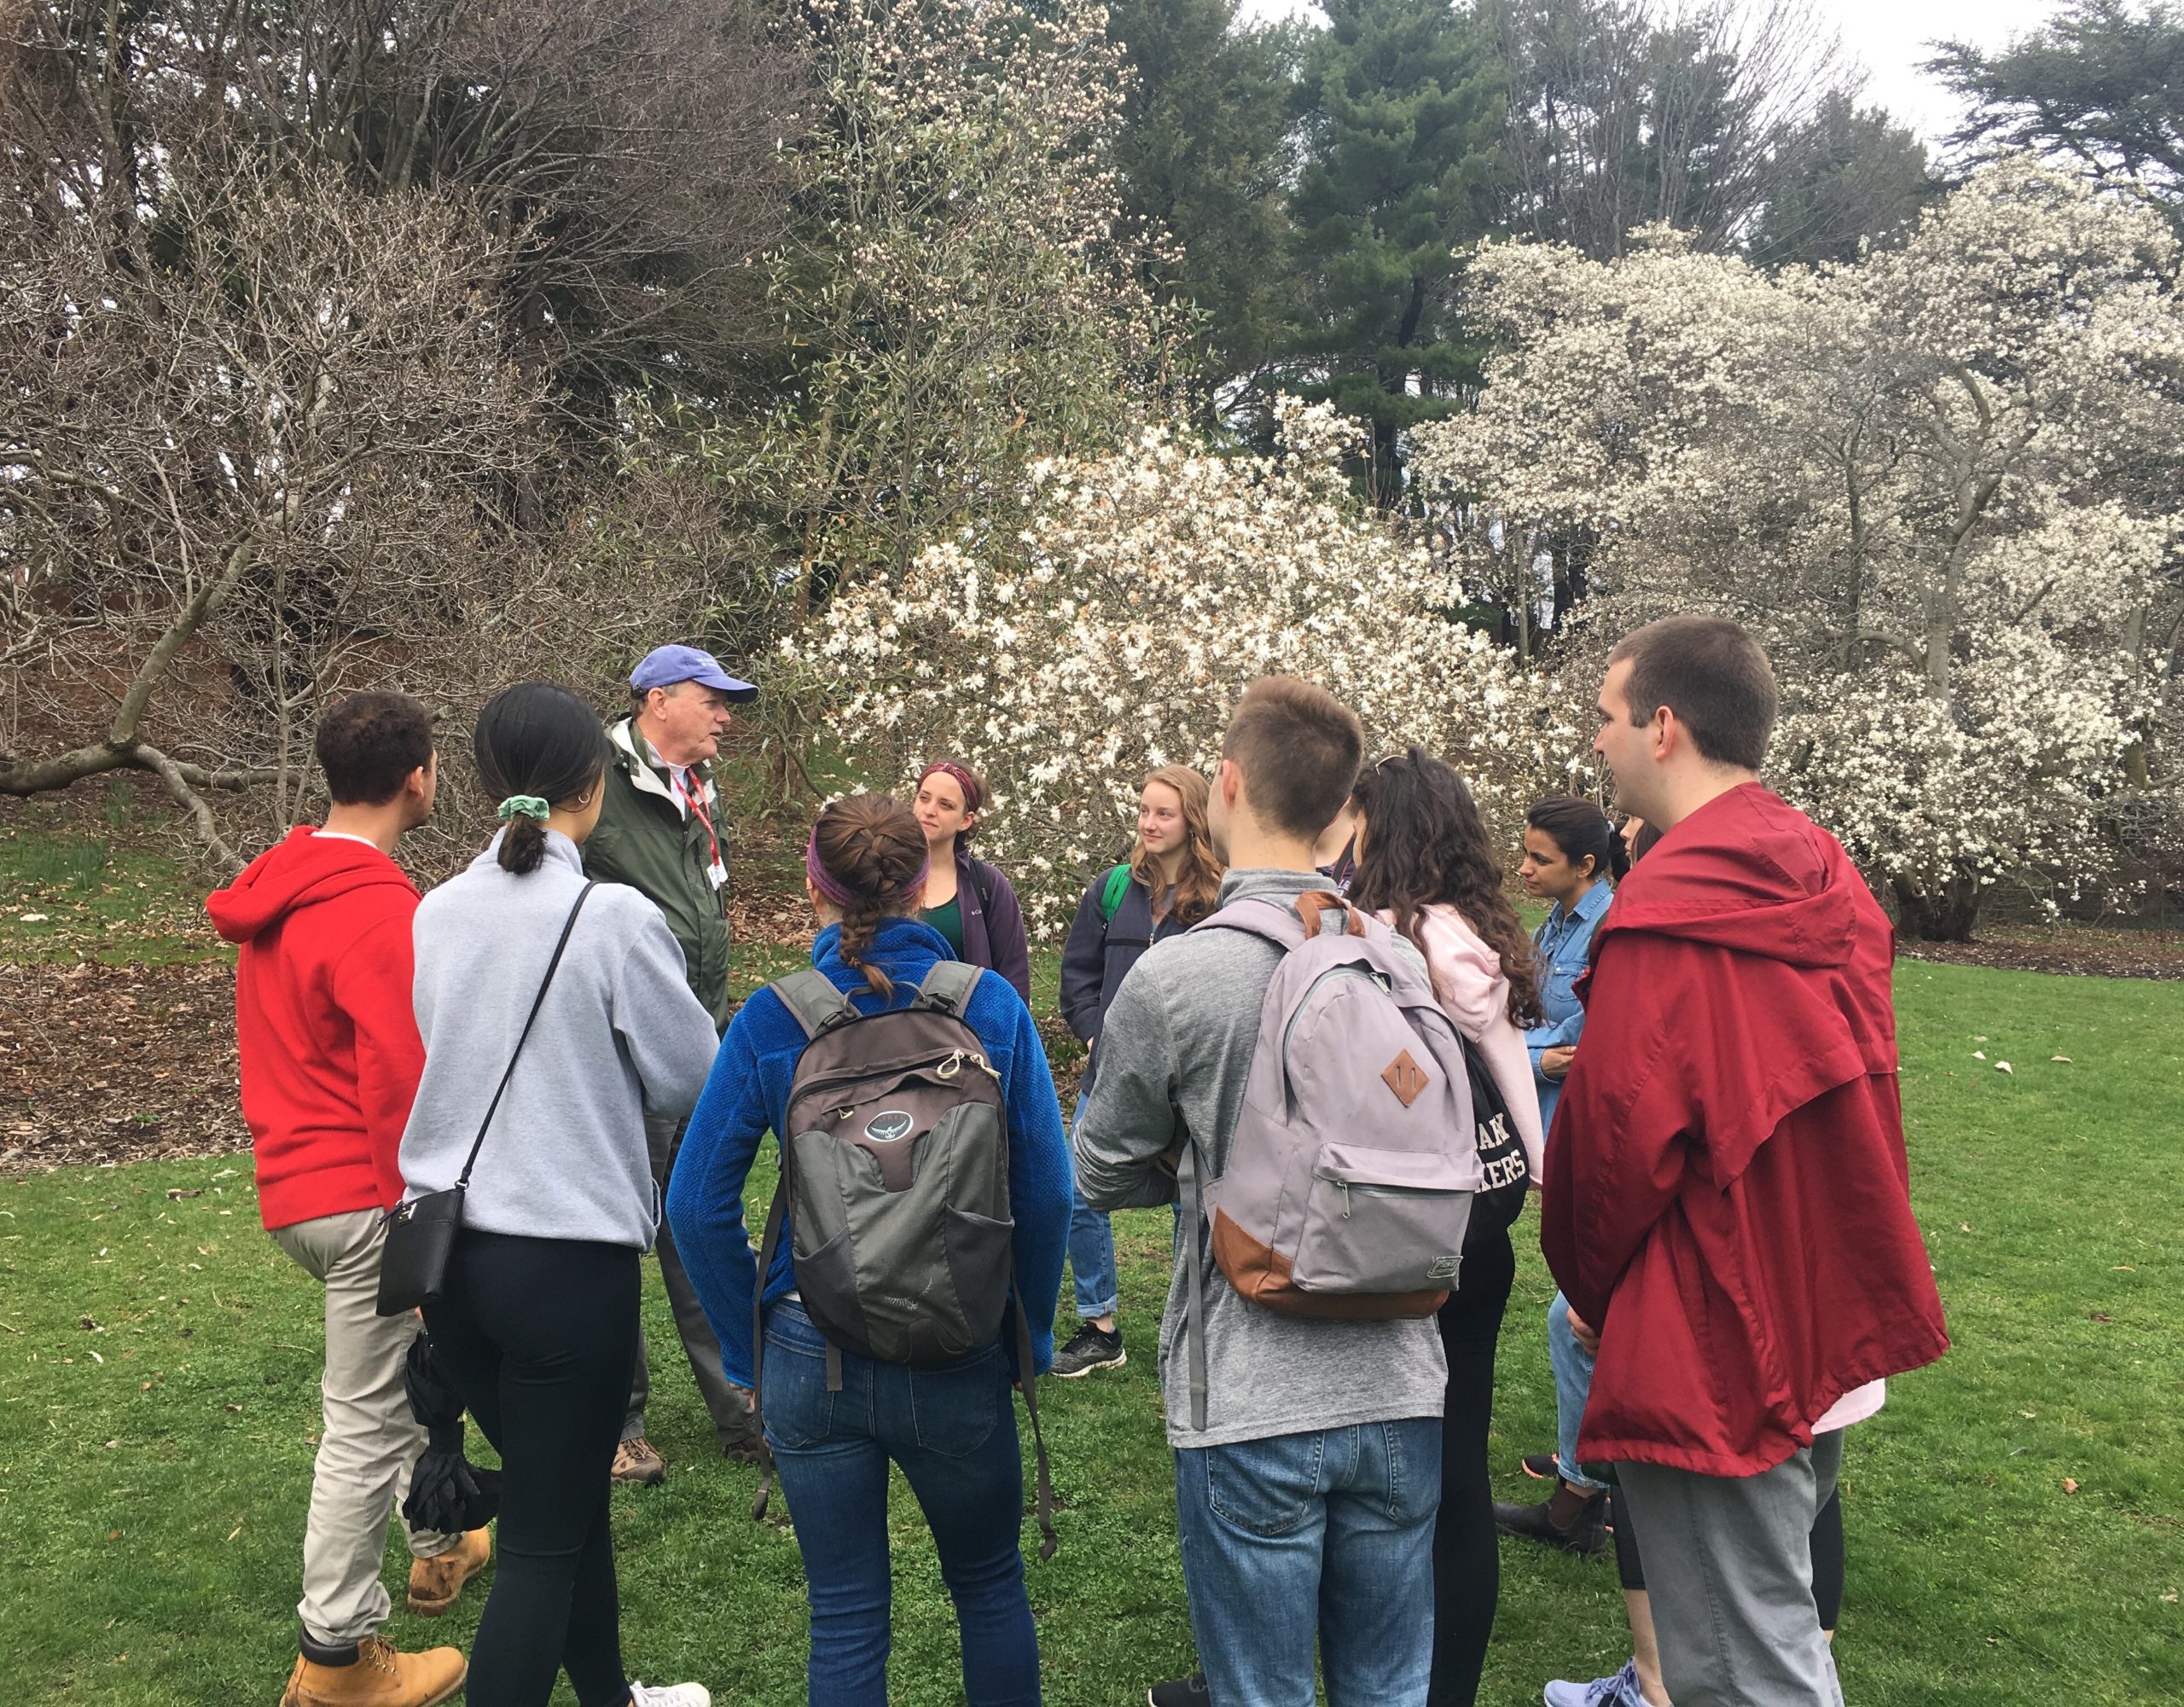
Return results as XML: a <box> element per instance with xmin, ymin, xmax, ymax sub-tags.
<box><xmin>952</xmin><ymin>844</ymin><xmax>1031</xmax><ymax>1004</ymax></box>
<box><xmin>1541</xmin><ymin>783</ymin><xmax>1948</xmax><ymax>1476</ymax></box>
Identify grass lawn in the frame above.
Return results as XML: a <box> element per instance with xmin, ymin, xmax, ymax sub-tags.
<box><xmin>2</xmin><ymin>945</ymin><xmax>2180</xmax><ymax>1704</ymax></box>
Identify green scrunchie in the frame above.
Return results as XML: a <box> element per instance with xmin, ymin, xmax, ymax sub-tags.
<box><xmin>497</xmin><ymin>795</ymin><xmax>551</xmax><ymax>823</ymax></box>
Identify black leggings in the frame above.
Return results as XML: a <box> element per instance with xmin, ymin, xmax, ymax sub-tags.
<box><xmin>1427</xmin><ymin>1219</ymin><xmax>1517</xmax><ymax>1707</ymax></box>
<box><xmin>1609</xmin><ymin>1462</ymin><xmax>1847</xmax><ymax>1630</ymax></box>
<box><xmin>422</xmin><ymin>1230</ymin><xmax>641</xmax><ymax>1707</ymax></box>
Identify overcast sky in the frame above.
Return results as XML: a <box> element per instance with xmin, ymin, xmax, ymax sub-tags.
<box><xmin>1239</xmin><ymin>0</ymin><xmax>2066</xmax><ymax>147</ymax></box>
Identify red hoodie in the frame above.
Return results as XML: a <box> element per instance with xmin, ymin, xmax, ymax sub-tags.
<box><xmin>1541</xmin><ymin>782</ymin><xmax>1949</xmax><ymax>1477</ymax></box>
<box><xmin>206</xmin><ymin>828</ymin><xmax>425</xmax><ymax>1231</ymax></box>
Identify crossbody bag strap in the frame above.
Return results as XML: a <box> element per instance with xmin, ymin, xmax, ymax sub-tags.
<box><xmin>453</xmin><ymin>881</ymin><xmax>598</xmax><ymax>1191</ymax></box>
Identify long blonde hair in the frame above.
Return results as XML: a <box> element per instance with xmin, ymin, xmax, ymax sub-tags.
<box><xmin>1129</xmin><ymin>764</ymin><xmax>1223</xmax><ymax>926</ymax></box>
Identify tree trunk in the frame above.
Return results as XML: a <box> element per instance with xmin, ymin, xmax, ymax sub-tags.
<box><xmin>1891</xmin><ymin>870</ymin><xmax>1984</xmax><ymax>943</ymax></box>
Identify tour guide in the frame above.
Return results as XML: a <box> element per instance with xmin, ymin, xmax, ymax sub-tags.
<box><xmin>583</xmin><ymin>642</ymin><xmax>759</xmax><ymax>1483</ymax></box>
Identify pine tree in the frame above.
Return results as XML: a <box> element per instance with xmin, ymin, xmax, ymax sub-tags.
<box><xmin>1107</xmin><ymin>0</ymin><xmax>1303</xmax><ymax>403</ymax></box>
<box><xmin>1285</xmin><ymin>0</ymin><xmax>1506</xmax><ymax>503</ymax></box>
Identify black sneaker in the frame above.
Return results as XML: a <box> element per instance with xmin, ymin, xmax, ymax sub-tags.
<box><xmin>1051</xmin><ymin>1321</ymin><xmax>1126</xmax><ymax>1378</ymax></box>
<box><xmin>1521</xmin><ymin>1450</ymin><xmax>1560</xmax><ymax>1480</ymax></box>
<box><xmin>1147</xmin><ymin>1675</ymin><xmax>1209</xmax><ymax>1707</ymax></box>
<box><xmin>1494</xmin><ymin>1485</ymin><xmax>1609</xmax><ymax>1558</ymax></box>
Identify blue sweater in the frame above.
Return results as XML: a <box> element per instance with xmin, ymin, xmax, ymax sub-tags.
<box><xmin>667</xmin><ymin>917</ymin><xmax>1072</xmax><ymax>1387</ymax></box>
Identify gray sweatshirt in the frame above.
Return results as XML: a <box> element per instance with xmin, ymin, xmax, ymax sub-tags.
<box><xmin>400</xmin><ymin>832</ymin><xmax>719</xmax><ymax>1249</ymax></box>
<box><xmin>1075</xmin><ymin>868</ymin><xmax>1449</xmax><ymax>1448</ymax></box>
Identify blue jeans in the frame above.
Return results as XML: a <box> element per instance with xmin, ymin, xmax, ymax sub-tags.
<box><xmin>1174</xmin><ymin>1420</ymin><xmax>1443</xmax><ymax>1707</ymax></box>
<box><xmin>761</xmin><ymin>1299</ymin><xmax>1040</xmax><ymax>1707</ymax></box>
<box><xmin>1548</xmin><ymin>1290</ymin><xmax>1606</xmax><ymax>1493</ymax></box>
<box><xmin>1066</xmin><ymin>1091</ymin><xmax>1118</xmax><ymax>1320</ymax></box>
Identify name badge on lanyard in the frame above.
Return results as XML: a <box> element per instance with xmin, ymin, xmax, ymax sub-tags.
<box><xmin>677</xmin><ymin>769</ymin><xmax>726</xmax><ymax>892</ymax></box>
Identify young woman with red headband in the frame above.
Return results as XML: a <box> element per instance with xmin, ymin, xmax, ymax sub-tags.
<box><xmin>910</xmin><ymin>758</ymin><xmax>1032</xmax><ymax>1002</ymax></box>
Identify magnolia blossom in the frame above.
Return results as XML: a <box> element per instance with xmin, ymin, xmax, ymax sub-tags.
<box><xmin>786</xmin><ymin>401</ymin><xmax>1553</xmax><ymax>937</ymax></box>
<box><xmin>1414</xmin><ymin>159</ymin><xmax>2183</xmax><ymax>936</ymax></box>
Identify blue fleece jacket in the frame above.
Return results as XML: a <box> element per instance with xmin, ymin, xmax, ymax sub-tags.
<box><xmin>667</xmin><ymin>917</ymin><xmax>1072</xmax><ymax>1387</ymax></box>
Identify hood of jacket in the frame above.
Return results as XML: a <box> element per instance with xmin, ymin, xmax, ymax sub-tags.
<box><xmin>607</xmin><ymin>716</ymin><xmax>713</xmax><ymax>813</ymax></box>
<box><xmin>813</xmin><ymin>915</ymin><xmax>958</xmax><ymax>993</ymax></box>
<box><xmin>206</xmin><ymin>827</ymin><xmax>417</xmax><ymax>943</ymax></box>
<box><xmin>1594</xmin><ymin>781</ymin><xmax>1867</xmax><ymax>972</ymax></box>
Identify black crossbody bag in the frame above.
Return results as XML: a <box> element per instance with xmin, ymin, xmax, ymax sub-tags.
<box><xmin>375</xmin><ymin>882</ymin><xmax>597</xmax><ymax>1317</ymax></box>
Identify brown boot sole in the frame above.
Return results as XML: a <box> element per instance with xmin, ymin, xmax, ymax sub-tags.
<box><xmin>417</xmin><ymin>1669</ymin><xmax>467</xmax><ymax>1707</ymax></box>
<box><xmin>406</xmin><ymin>1559</ymin><xmax>487</xmax><ymax>1617</ymax></box>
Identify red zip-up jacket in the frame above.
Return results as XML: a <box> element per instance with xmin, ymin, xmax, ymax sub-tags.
<box><xmin>206</xmin><ymin>828</ymin><xmax>424</xmax><ymax>1231</ymax></box>
<box><xmin>1541</xmin><ymin>783</ymin><xmax>1949</xmax><ymax>1477</ymax></box>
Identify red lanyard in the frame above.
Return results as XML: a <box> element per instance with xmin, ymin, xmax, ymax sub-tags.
<box><xmin>676</xmin><ymin>771</ymin><xmax>720</xmax><ymax>868</ymax></box>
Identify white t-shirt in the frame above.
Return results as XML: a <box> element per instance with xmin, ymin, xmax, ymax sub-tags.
<box><xmin>1813</xmin><ymin>1378</ymin><xmax>1886</xmax><ymax>1434</ymax></box>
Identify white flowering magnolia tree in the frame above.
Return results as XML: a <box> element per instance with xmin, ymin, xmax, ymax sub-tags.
<box><xmin>1414</xmin><ymin>160</ymin><xmax>2184</xmax><ymax>938</ymax></box>
<box><xmin>783</xmin><ymin>402</ymin><xmax>1554</xmax><ymax>938</ymax></box>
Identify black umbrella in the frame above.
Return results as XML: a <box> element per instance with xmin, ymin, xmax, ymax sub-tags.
<box><xmin>400</xmin><ymin>1331</ymin><xmax>502</xmax><ymax>1534</ymax></box>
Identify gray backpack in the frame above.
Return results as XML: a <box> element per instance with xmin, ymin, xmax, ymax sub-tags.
<box><xmin>1177</xmin><ymin>892</ymin><xmax>1483</xmax><ymax>1428</ymax></box>
<box><xmin>750</xmin><ymin>961</ymin><xmax>1056</xmax><ymax>1556</ymax></box>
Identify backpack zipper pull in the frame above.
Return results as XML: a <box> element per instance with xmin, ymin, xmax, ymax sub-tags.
<box><xmin>1339</xmin><ymin>1181</ymin><xmax>1351</xmax><ymax>1219</ymax></box>
<box><xmin>937</xmin><ymin>1052</ymin><xmax>963</xmax><ymax>1080</ymax></box>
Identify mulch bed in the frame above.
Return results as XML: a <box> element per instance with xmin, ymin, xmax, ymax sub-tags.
<box><xmin>1897</xmin><ymin>924</ymin><xmax>2184</xmax><ymax>981</ymax></box>
<box><xmin>1</xmin><ymin>959</ymin><xmax>249</xmax><ymax>1170</ymax></box>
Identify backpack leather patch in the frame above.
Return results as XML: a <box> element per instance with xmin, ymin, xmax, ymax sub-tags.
<box><xmin>1382</xmin><ymin>1050</ymin><xmax>1431</xmax><ymax>1107</ymax></box>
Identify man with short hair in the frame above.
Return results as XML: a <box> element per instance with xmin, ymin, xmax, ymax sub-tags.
<box><xmin>582</xmin><ymin>644</ymin><xmax>761</xmax><ymax>1482</ymax></box>
<box><xmin>1077</xmin><ymin>676</ymin><xmax>1448</xmax><ymax>1707</ymax></box>
<box><xmin>208</xmin><ymin>692</ymin><xmax>482</xmax><ymax>1707</ymax></box>
<box><xmin>1543</xmin><ymin>616</ymin><xmax>1949</xmax><ymax>1707</ymax></box>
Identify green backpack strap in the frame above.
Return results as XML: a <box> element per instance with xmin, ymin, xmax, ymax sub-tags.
<box><xmin>1099</xmin><ymin>862</ymin><xmax>1132</xmax><ymax>923</ymax></box>
<box><xmin>769</xmin><ymin>968</ymin><xmax>860</xmax><ymax>1040</ymax></box>
<box><xmin>914</xmin><ymin>960</ymin><xmax>984</xmax><ymax>1017</ymax></box>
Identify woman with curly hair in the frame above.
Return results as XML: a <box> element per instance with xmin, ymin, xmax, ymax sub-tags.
<box><xmin>1347</xmin><ymin>747</ymin><xmax>1544</xmax><ymax>1707</ymax></box>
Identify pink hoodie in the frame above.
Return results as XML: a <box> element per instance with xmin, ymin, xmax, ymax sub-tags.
<box><xmin>1383</xmin><ymin>903</ymin><xmax>1545</xmax><ymax>1184</ymax></box>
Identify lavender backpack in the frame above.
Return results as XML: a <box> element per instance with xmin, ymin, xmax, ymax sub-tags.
<box><xmin>1176</xmin><ymin>891</ymin><xmax>1483</xmax><ymax>1428</ymax></box>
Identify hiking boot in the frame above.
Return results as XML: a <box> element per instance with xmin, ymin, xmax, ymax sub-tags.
<box><xmin>280</xmin><ymin>1634</ymin><xmax>466</xmax><ymax>1707</ymax></box>
<box><xmin>1495</xmin><ymin>1479</ymin><xmax>1609</xmax><ymax>1558</ymax></box>
<box><xmin>629</xmin><ymin>1683</ymin><xmax>712</xmax><ymax>1707</ymax></box>
<box><xmin>1521</xmin><ymin>1450</ymin><xmax>1560</xmax><ymax>1480</ymax></box>
<box><xmin>405</xmin><ymin>1527</ymin><xmax>491</xmax><ymax>1616</ymax></box>
<box><xmin>1052</xmin><ymin>1321</ymin><xmax>1126</xmax><ymax>1379</ymax></box>
<box><xmin>613</xmin><ymin>1436</ymin><xmax>667</xmax><ymax>1486</ymax></box>
<box><xmin>1543</xmin><ymin>1658</ymin><xmax>1647</xmax><ymax>1707</ymax></box>
<box><xmin>1147</xmin><ymin>1675</ymin><xmax>1210</xmax><ymax>1707</ymax></box>
<box><xmin>719</xmin><ymin>1385</ymin><xmax>764</xmax><ymax>1466</ymax></box>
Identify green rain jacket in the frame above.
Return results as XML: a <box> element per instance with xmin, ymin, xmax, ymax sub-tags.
<box><xmin>583</xmin><ymin>717</ymin><xmax>732</xmax><ymax>1029</ymax></box>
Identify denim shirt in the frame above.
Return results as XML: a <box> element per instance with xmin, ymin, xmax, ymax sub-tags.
<box><xmin>1525</xmin><ymin>879</ymin><xmax>1615</xmax><ymax>1134</ymax></box>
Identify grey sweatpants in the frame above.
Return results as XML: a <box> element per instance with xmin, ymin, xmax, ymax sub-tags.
<box><xmin>624</xmin><ymin>1111</ymin><xmax>747</xmax><ymax>1446</ymax></box>
<box><xmin>1617</xmin><ymin>1430</ymin><xmax>1847</xmax><ymax>1707</ymax></box>
<box><xmin>270</xmin><ymin>1208</ymin><xmax>458</xmax><ymax>1647</ymax></box>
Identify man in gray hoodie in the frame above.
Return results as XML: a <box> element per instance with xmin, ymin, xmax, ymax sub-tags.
<box><xmin>1076</xmin><ymin>678</ymin><xmax>1448</xmax><ymax>1707</ymax></box>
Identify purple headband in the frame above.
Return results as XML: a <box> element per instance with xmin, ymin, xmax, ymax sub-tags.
<box><xmin>917</xmin><ymin>760</ymin><xmax>981</xmax><ymax>812</ymax></box>
<box><xmin>805</xmin><ymin>829</ymin><xmax>929</xmax><ymax>909</ymax></box>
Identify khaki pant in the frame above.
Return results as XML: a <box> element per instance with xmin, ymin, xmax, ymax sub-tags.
<box><xmin>271</xmin><ymin>1208</ymin><xmax>458</xmax><ymax>1647</ymax></box>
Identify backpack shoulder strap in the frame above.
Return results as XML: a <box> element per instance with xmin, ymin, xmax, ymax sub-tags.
<box><xmin>1189</xmin><ymin>893</ymin><xmax>1313</xmax><ymax>953</ymax></box>
<box><xmin>1099</xmin><ymin>862</ymin><xmax>1132</xmax><ymax>922</ymax></box>
<box><xmin>969</xmin><ymin>859</ymin><xmax>996</xmax><ymax>913</ymax></box>
<box><xmin>914</xmin><ymin>960</ymin><xmax>984</xmax><ymax>1017</ymax></box>
<box><xmin>768</xmin><ymin>968</ymin><xmax>861</xmax><ymax>1041</ymax></box>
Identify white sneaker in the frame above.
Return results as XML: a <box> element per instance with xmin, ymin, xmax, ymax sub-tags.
<box><xmin>629</xmin><ymin>1684</ymin><xmax>712</xmax><ymax>1707</ymax></box>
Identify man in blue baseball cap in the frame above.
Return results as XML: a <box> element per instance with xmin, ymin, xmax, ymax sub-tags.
<box><xmin>583</xmin><ymin>643</ymin><xmax>759</xmax><ymax>1484</ymax></box>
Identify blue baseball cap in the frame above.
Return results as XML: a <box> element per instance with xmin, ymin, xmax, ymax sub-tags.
<box><xmin>629</xmin><ymin>644</ymin><xmax>758</xmax><ymax>702</ymax></box>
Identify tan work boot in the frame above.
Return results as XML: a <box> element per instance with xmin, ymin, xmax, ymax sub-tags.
<box><xmin>280</xmin><ymin>1635</ymin><xmax>466</xmax><ymax>1707</ymax></box>
<box><xmin>613</xmin><ymin>1435</ymin><xmax>667</xmax><ymax>1486</ymax></box>
<box><xmin>406</xmin><ymin>1526</ymin><xmax>491</xmax><ymax>1616</ymax></box>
